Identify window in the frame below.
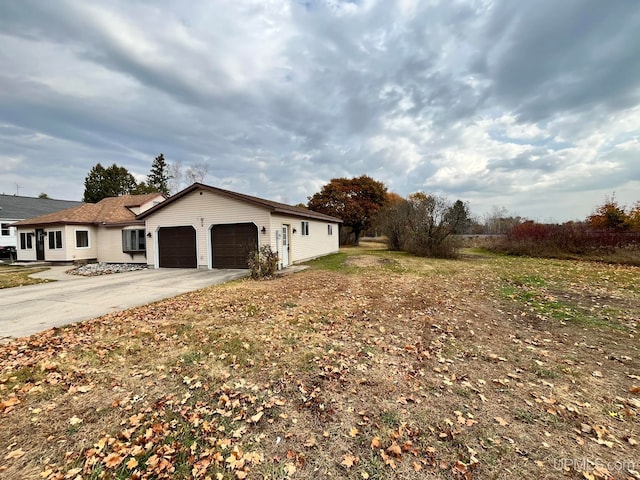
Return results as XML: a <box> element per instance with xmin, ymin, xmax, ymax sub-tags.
<box><xmin>20</xmin><ymin>232</ymin><xmax>34</xmax><ymax>249</ymax></box>
<box><xmin>328</xmin><ymin>224</ymin><xmax>333</xmax><ymax>235</ymax></box>
<box><xmin>301</xmin><ymin>221</ymin><xmax>310</xmax><ymax>236</ymax></box>
<box><xmin>48</xmin><ymin>231</ymin><xmax>62</xmax><ymax>249</ymax></box>
<box><xmin>75</xmin><ymin>230</ymin><xmax>89</xmax><ymax>248</ymax></box>
<box><xmin>1</xmin><ymin>223</ymin><xmax>10</xmax><ymax>236</ymax></box>
<box><xmin>122</xmin><ymin>229</ymin><xmax>146</xmax><ymax>252</ymax></box>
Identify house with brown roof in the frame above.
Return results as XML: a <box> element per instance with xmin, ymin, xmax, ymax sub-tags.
<box><xmin>137</xmin><ymin>183</ymin><xmax>342</xmax><ymax>269</ymax></box>
<box><xmin>14</xmin><ymin>193</ymin><xmax>165</xmax><ymax>264</ymax></box>
<box><xmin>14</xmin><ymin>183</ymin><xmax>341</xmax><ymax>269</ymax></box>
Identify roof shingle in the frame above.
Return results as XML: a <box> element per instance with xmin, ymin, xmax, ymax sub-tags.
<box><xmin>14</xmin><ymin>194</ymin><xmax>163</xmax><ymax>227</ymax></box>
<box><xmin>0</xmin><ymin>194</ymin><xmax>83</xmax><ymax>220</ymax></box>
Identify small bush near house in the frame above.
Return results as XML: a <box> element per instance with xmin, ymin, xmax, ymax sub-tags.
<box><xmin>247</xmin><ymin>245</ymin><xmax>279</xmax><ymax>279</ymax></box>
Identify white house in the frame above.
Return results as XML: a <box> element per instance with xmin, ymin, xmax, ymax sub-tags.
<box><xmin>0</xmin><ymin>194</ymin><xmax>83</xmax><ymax>258</ymax></box>
<box><xmin>14</xmin><ymin>193</ymin><xmax>165</xmax><ymax>263</ymax></box>
<box><xmin>137</xmin><ymin>183</ymin><xmax>342</xmax><ymax>269</ymax></box>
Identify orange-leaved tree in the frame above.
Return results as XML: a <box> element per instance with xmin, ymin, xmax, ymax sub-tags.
<box><xmin>307</xmin><ymin>175</ymin><xmax>387</xmax><ymax>245</ymax></box>
<box><xmin>587</xmin><ymin>195</ymin><xmax>629</xmax><ymax>231</ymax></box>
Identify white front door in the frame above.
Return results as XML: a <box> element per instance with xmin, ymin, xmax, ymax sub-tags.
<box><xmin>281</xmin><ymin>225</ymin><xmax>290</xmax><ymax>267</ymax></box>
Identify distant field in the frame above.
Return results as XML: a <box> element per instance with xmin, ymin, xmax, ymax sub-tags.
<box><xmin>1</xmin><ymin>245</ymin><xmax>638</xmax><ymax>479</ymax></box>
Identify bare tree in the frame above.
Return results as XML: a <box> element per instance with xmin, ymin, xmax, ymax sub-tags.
<box><xmin>185</xmin><ymin>162</ymin><xmax>209</xmax><ymax>184</ymax></box>
<box><xmin>167</xmin><ymin>160</ymin><xmax>183</xmax><ymax>195</ymax></box>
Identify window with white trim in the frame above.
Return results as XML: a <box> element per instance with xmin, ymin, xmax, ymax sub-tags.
<box><xmin>75</xmin><ymin>230</ymin><xmax>89</xmax><ymax>248</ymax></box>
<box><xmin>328</xmin><ymin>224</ymin><xmax>333</xmax><ymax>235</ymax></box>
<box><xmin>122</xmin><ymin>229</ymin><xmax>146</xmax><ymax>252</ymax></box>
<box><xmin>48</xmin><ymin>230</ymin><xmax>62</xmax><ymax>249</ymax></box>
<box><xmin>301</xmin><ymin>221</ymin><xmax>310</xmax><ymax>236</ymax></box>
<box><xmin>1</xmin><ymin>223</ymin><xmax>10</xmax><ymax>236</ymax></box>
<box><xmin>20</xmin><ymin>232</ymin><xmax>34</xmax><ymax>249</ymax></box>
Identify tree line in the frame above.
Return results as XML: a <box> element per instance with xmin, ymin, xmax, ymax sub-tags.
<box><xmin>82</xmin><ymin>154</ymin><xmax>209</xmax><ymax>203</ymax></box>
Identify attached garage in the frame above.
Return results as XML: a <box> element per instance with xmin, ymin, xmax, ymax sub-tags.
<box><xmin>158</xmin><ymin>226</ymin><xmax>197</xmax><ymax>268</ymax></box>
<box><xmin>211</xmin><ymin>223</ymin><xmax>257</xmax><ymax>268</ymax></box>
<box><xmin>138</xmin><ymin>183</ymin><xmax>341</xmax><ymax>270</ymax></box>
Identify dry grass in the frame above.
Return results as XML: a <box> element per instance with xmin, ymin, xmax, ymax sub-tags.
<box><xmin>0</xmin><ymin>245</ymin><xmax>638</xmax><ymax>479</ymax></box>
<box><xmin>0</xmin><ymin>266</ymin><xmax>51</xmax><ymax>289</ymax></box>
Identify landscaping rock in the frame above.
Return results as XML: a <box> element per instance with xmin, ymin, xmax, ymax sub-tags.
<box><xmin>67</xmin><ymin>263</ymin><xmax>147</xmax><ymax>276</ymax></box>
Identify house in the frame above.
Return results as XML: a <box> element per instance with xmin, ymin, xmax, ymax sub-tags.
<box><xmin>0</xmin><ymin>194</ymin><xmax>83</xmax><ymax>257</ymax></box>
<box><xmin>14</xmin><ymin>193</ymin><xmax>165</xmax><ymax>263</ymax></box>
<box><xmin>137</xmin><ymin>183</ymin><xmax>342</xmax><ymax>269</ymax></box>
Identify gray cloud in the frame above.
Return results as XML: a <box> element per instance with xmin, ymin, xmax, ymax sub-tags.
<box><xmin>0</xmin><ymin>0</ymin><xmax>639</xmax><ymax>221</ymax></box>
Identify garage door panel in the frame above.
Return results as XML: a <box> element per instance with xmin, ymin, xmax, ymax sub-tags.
<box><xmin>211</xmin><ymin>223</ymin><xmax>257</xmax><ymax>269</ymax></box>
<box><xmin>158</xmin><ymin>226</ymin><xmax>197</xmax><ymax>268</ymax></box>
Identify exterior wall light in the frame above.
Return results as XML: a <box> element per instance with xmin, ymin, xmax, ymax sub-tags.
<box><xmin>292</xmin><ymin>228</ymin><xmax>297</xmax><ymax>234</ymax></box>
<box><xmin>261</xmin><ymin>226</ymin><xmax>267</xmax><ymax>234</ymax></box>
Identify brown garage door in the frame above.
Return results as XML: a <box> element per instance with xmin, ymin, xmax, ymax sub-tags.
<box><xmin>158</xmin><ymin>226</ymin><xmax>197</xmax><ymax>268</ymax></box>
<box><xmin>211</xmin><ymin>223</ymin><xmax>258</xmax><ymax>269</ymax></box>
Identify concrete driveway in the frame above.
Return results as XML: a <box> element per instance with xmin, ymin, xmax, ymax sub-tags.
<box><xmin>0</xmin><ymin>267</ymin><xmax>248</xmax><ymax>341</ymax></box>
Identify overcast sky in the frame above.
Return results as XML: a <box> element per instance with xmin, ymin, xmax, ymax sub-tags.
<box><xmin>1</xmin><ymin>0</ymin><xmax>639</xmax><ymax>221</ymax></box>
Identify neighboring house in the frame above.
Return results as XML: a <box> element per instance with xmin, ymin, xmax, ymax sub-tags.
<box><xmin>137</xmin><ymin>183</ymin><xmax>342</xmax><ymax>269</ymax></box>
<box><xmin>14</xmin><ymin>193</ymin><xmax>165</xmax><ymax>263</ymax></box>
<box><xmin>0</xmin><ymin>194</ymin><xmax>83</xmax><ymax>256</ymax></box>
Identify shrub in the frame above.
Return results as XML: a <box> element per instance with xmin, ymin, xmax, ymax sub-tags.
<box><xmin>247</xmin><ymin>245</ymin><xmax>279</xmax><ymax>279</ymax></box>
<box><xmin>377</xmin><ymin>193</ymin><xmax>469</xmax><ymax>258</ymax></box>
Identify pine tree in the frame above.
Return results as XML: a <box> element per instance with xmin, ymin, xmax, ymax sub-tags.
<box><xmin>82</xmin><ymin>163</ymin><xmax>138</xmax><ymax>202</ymax></box>
<box><xmin>148</xmin><ymin>154</ymin><xmax>170</xmax><ymax>195</ymax></box>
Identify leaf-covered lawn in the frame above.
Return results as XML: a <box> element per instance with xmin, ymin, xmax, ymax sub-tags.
<box><xmin>1</xmin><ymin>246</ymin><xmax>638</xmax><ymax>479</ymax></box>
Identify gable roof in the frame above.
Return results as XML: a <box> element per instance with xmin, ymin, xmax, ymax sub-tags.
<box><xmin>0</xmin><ymin>194</ymin><xmax>83</xmax><ymax>220</ymax></box>
<box><xmin>14</xmin><ymin>193</ymin><xmax>164</xmax><ymax>228</ymax></box>
<box><xmin>137</xmin><ymin>183</ymin><xmax>343</xmax><ymax>223</ymax></box>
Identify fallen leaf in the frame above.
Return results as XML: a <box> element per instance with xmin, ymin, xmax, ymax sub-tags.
<box><xmin>126</xmin><ymin>457</ymin><xmax>138</xmax><ymax>469</ymax></box>
<box><xmin>5</xmin><ymin>448</ymin><xmax>25</xmax><ymax>460</ymax></box>
<box><xmin>342</xmin><ymin>454</ymin><xmax>358</xmax><ymax>468</ymax></box>
<box><xmin>104</xmin><ymin>453</ymin><xmax>124</xmax><ymax>468</ymax></box>
<box><xmin>494</xmin><ymin>416</ymin><xmax>509</xmax><ymax>426</ymax></box>
<box><xmin>250</xmin><ymin>411</ymin><xmax>264</xmax><ymax>423</ymax></box>
<box><xmin>0</xmin><ymin>396</ymin><xmax>20</xmax><ymax>410</ymax></box>
<box><xmin>284</xmin><ymin>463</ymin><xmax>296</xmax><ymax>476</ymax></box>
<box><xmin>349</xmin><ymin>427</ymin><xmax>359</xmax><ymax>437</ymax></box>
<box><xmin>370</xmin><ymin>436</ymin><xmax>381</xmax><ymax>449</ymax></box>
<box><xmin>386</xmin><ymin>442</ymin><xmax>402</xmax><ymax>457</ymax></box>
<box><xmin>68</xmin><ymin>416</ymin><xmax>83</xmax><ymax>426</ymax></box>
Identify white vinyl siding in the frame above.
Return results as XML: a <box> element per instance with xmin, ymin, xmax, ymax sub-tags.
<box><xmin>271</xmin><ymin>215</ymin><xmax>339</xmax><ymax>264</ymax></box>
<box><xmin>97</xmin><ymin>227</ymin><xmax>147</xmax><ymax>264</ymax></box>
<box><xmin>44</xmin><ymin>226</ymin><xmax>99</xmax><ymax>262</ymax></box>
<box><xmin>144</xmin><ymin>188</ymin><xmax>271</xmax><ymax>269</ymax></box>
<box><xmin>16</xmin><ymin>228</ymin><xmax>37</xmax><ymax>261</ymax></box>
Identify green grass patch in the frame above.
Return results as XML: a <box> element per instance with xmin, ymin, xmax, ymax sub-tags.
<box><xmin>304</xmin><ymin>252</ymin><xmax>350</xmax><ymax>271</ymax></box>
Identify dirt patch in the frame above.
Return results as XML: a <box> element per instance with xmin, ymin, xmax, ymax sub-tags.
<box><xmin>344</xmin><ymin>255</ymin><xmax>391</xmax><ymax>267</ymax></box>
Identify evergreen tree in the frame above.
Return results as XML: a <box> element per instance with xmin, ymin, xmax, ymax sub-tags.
<box><xmin>147</xmin><ymin>153</ymin><xmax>170</xmax><ymax>195</ymax></box>
<box><xmin>82</xmin><ymin>163</ymin><xmax>139</xmax><ymax>202</ymax></box>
